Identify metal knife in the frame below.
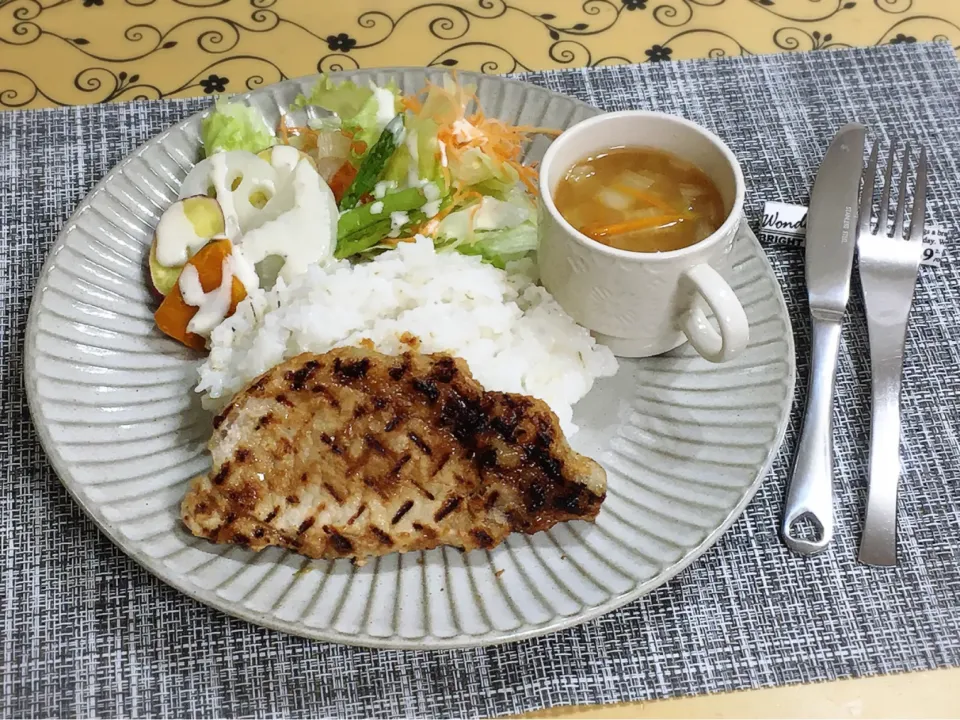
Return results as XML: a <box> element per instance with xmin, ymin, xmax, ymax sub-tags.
<box><xmin>781</xmin><ymin>123</ymin><xmax>866</xmax><ymax>555</ymax></box>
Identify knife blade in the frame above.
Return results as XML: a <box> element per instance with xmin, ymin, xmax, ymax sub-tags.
<box><xmin>782</xmin><ymin>123</ymin><xmax>866</xmax><ymax>556</ymax></box>
<box><xmin>805</xmin><ymin>124</ymin><xmax>867</xmax><ymax>315</ymax></box>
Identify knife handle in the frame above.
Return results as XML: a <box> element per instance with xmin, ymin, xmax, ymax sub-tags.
<box><xmin>782</xmin><ymin>315</ymin><xmax>842</xmax><ymax>555</ymax></box>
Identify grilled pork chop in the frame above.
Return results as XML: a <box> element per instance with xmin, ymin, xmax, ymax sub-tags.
<box><xmin>181</xmin><ymin>347</ymin><xmax>606</xmax><ymax>562</ymax></box>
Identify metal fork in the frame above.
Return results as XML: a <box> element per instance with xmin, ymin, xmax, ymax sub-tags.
<box><xmin>856</xmin><ymin>139</ymin><xmax>928</xmax><ymax>567</ymax></box>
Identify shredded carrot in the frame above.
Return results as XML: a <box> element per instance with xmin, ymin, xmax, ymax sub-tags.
<box><xmin>381</xmin><ymin>234</ymin><xmax>421</xmax><ymax>248</ymax></box>
<box><xmin>401</xmin><ymin>95</ymin><xmax>423</xmax><ymax>113</ymax></box>
<box><xmin>467</xmin><ymin>198</ymin><xmax>483</xmax><ymax>233</ymax></box>
<box><xmin>393</xmin><ymin>80</ymin><xmax>559</xmax><ymax>200</ymax></box>
<box><xmin>581</xmin><ymin>214</ymin><xmax>684</xmax><ymax>239</ymax></box>
<box><xmin>276</xmin><ymin>118</ymin><xmax>324</xmax><ymax>152</ymax></box>
<box><xmin>612</xmin><ymin>184</ymin><xmax>681</xmax><ymax>214</ymax></box>
<box><xmin>409</xmin><ymin>188</ymin><xmax>481</xmax><ymax>238</ymax></box>
<box><xmin>512</xmin><ymin>125</ymin><xmax>563</xmax><ymax>136</ymax></box>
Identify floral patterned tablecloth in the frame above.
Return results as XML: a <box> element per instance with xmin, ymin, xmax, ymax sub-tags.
<box><xmin>1</xmin><ymin>0</ymin><xmax>958</xmax><ymax>110</ymax></box>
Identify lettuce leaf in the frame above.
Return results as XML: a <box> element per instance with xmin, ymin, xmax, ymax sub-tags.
<box><xmin>449</xmin><ymin>146</ymin><xmax>520</xmax><ymax>197</ymax></box>
<box><xmin>436</xmin><ymin>195</ymin><xmax>537</xmax><ymax>266</ymax></box>
<box><xmin>455</xmin><ymin>222</ymin><xmax>538</xmax><ymax>268</ymax></box>
<box><xmin>293</xmin><ymin>75</ymin><xmax>373</xmax><ymax>117</ymax></box>
<box><xmin>348</xmin><ymin>89</ymin><xmax>399</xmax><ymax>156</ymax></box>
<box><xmin>294</xmin><ymin>75</ymin><xmax>402</xmax><ymax>159</ymax></box>
<box><xmin>201</xmin><ymin>98</ymin><xmax>275</xmax><ymax>157</ymax></box>
<box><xmin>382</xmin><ymin>142</ymin><xmax>413</xmax><ymax>186</ymax></box>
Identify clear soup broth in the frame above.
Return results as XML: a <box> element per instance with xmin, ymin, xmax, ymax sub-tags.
<box><xmin>553</xmin><ymin>146</ymin><xmax>725</xmax><ymax>253</ymax></box>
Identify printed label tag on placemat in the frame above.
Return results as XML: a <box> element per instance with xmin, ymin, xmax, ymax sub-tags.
<box><xmin>759</xmin><ymin>201</ymin><xmax>946</xmax><ymax>267</ymax></box>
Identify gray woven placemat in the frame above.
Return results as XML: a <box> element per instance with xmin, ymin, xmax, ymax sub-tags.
<box><xmin>3</xmin><ymin>42</ymin><xmax>960</xmax><ymax>719</ymax></box>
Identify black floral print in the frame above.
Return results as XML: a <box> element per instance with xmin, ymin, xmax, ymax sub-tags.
<box><xmin>199</xmin><ymin>74</ymin><xmax>228</xmax><ymax>93</ymax></box>
<box><xmin>82</xmin><ymin>0</ymin><xmax>103</xmax><ymax>6</ymax></box>
<box><xmin>621</xmin><ymin>0</ymin><xmax>647</xmax><ymax>9</ymax></box>
<box><xmin>326</xmin><ymin>33</ymin><xmax>357</xmax><ymax>52</ymax></box>
<box><xmin>889</xmin><ymin>33</ymin><xmax>917</xmax><ymax>44</ymax></box>
<box><xmin>645</xmin><ymin>44</ymin><xmax>673</xmax><ymax>62</ymax></box>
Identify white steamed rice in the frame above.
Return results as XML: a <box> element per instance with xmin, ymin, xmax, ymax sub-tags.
<box><xmin>197</xmin><ymin>236</ymin><xmax>618</xmax><ymax>434</ymax></box>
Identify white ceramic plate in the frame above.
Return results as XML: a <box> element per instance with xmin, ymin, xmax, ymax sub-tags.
<box><xmin>25</xmin><ymin>69</ymin><xmax>795</xmax><ymax>649</ymax></box>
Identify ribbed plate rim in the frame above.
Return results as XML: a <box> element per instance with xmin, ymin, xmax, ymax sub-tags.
<box><xmin>24</xmin><ymin>69</ymin><xmax>796</xmax><ymax>649</ymax></box>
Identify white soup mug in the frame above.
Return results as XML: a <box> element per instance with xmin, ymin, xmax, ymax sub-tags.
<box><xmin>538</xmin><ymin>111</ymin><xmax>749</xmax><ymax>362</ymax></box>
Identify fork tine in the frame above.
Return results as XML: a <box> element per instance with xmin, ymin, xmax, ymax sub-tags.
<box><xmin>859</xmin><ymin>141</ymin><xmax>879</xmax><ymax>236</ymax></box>
<box><xmin>892</xmin><ymin>142</ymin><xmax>911</xmax><ymax>239</ymax></box>
<box><xmin>908</xmin><ymin>146</ymin><xmax>928</xmax><ymax>243</ymax></box>
<box><xmin>877</xmin><ymin>139</ymin><xmax>897</xmax><ymax>235</ymax></box>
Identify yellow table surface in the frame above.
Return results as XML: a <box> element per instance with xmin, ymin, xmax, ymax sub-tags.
<box><xmin>4</xmin><ymin>0</ymin><xmax>959</xmax><ymax>716</ymax></box>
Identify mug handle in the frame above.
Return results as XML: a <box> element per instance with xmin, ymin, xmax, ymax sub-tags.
<box><xmin>679</xmin><ymin>263</ymin><xmax>749</xmax><ymax>363</ymax></box>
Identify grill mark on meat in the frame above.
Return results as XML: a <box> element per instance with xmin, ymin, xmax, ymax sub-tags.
<box><xmin>362</xmin><ymin>476</ymin><xmax>389</xmax><ymax>500</ymax></box>
<box><xmin>408</xmin><ymin>431</ymin><xmax>432</xmax><ymax>455</ymax></box>
<box><xmin>371</xmin><ymin>527</ymin><xmax>394</xmax><ymax>546</ymax></box>
<box><xmin>233</xmin><ymin>533</ymin><xmax>250</xmax><ymax>545</ymax></box>
<box><xmin>285</xmin><ymin>360</ymin><xmax>320</xmax><ymax>391</ymax></box>
<box><xmin>490</xmin><ymin>416</ymin><xmax>516</xmax><ymax>440</ymax></box>
<box><xmin>253</xmin><ymin>527</ymin><xmax>265</xmax><ymax>539</ymax></box>
<box><xmin>347</xmin><ymin>504</ymin><xmax>367</xmax><ymax>525</ymax></box>
<box><xmin>434</xmin><ymin>496</ymin><xmax>461</xmax><ymax>522</ymax></box>
<box><xmin>274</xmin><ymin>438</ymin><xmax>294</xmax><ymax>459</ymax></box>
<box><xmin>430</xmin><ymin>356</ymin><xmax>458</xmax><ymax>383</ymax></box>
<box><xmin>412</xmin><ymin>522</ymin><xmax>438</xmax><ymax>539</ymax></box>
<box><xmin>235</xmin><ymin>447</ymin><xmax>250</xmax><ymax>463</ymax></box>
<box><xmin>300</xmin><ymin>472</ymin><xmax>308</xmax><ymax>484</ymax></box>
<box><xmin>353</xmin><ymin>403</ymin><xmax>370</xmax><ymax>419</ymax></box>
<box><xmin>250</xmin><ymin>376</ymin><xmax>269</xmax><ymax>393</ymax></box>
<box><xmin>297</xmin><ymin>517</ymin><xmax>316</xmax><ymax>534</ymax></box>
<box><xmin>319</xmin><ymin>432</ymin><xmax>343</xmax><ymax>455</ymax></box>
<box><xmin>388</xmin><ymin>357</ymin><xmax>410</xmax><ymax>380</ymax></box>
<box><xmin>373</xmin><ymin>396</ymin><xmax>388</xmax><ymax>410</ymax></box>
<box><xmin>323</xmin><ymin>526</ymin><xmax>353</xmax><ymax>553</ymax></box>
<box><xmin>471</xmin><ymin>529</ymin><xmax>494</xmax><ymax>548</ymax></box>
<box><xmin>212</xmin><ymin>463</ymin><xmax>230</xmax><ymax>485</ymax></box>
<box><xmin>434</xmin><ymin>452</ymin><xmax>452</xmax><ymax>474</ymax></box>
<box><xmin>384</xmin><ymin>415</ymin><xmax>402</xmax><ymax>432</ymax></box>
<box><xmin>286</xmin><ymin>495</ymin><xmax>299</xmax><ymax>505</ymax></box>
<box><xmin>552</xmin><ymin>487</ymin><xmax>583</xmax><ymax>514</ymax></box>
<box><xmin>484</xmin><ymin>491</ymin><xmax>499</xmax><ymax>509</ymax></box>
<box><xmin>255</xmin><ymin>413</ymin><xmax>274</xmax><ymax>430</ymax></box>
<box><xmin>439</xmin><ymin>390</ymin><xmax>486</xmax><ymax>446</ymax></box>
<box><xmin>264</xmin><ymin>506</ymin><xmax>280</xmax><ymax>522</ymax></box>
<box><xmin>391</xmin><ymin>454</ymin><xmax>411</xmax><ymax>475</ymax></box>
<box><xmin>412</xmin><ymin>378</ymin><xmax>439</xmax><ymax>404</ymax></box>
<box><xmin>311</xmin><ymin>383</ymin><xmax>340</xmax><ymax>408</ymax></box>
<box><xmin>213</xmin><ymin>407</ymin><xmax>230</xmax><ymax>429</ymax></box>
<box><xmin>275</xmin><ymin>394</ymin><xmax>294</xmax><ymax>408</ymax></box>
<box><xmin>323</xmin><ymin>482</ymin><xmax>344</xmax><ymax>504</ymax></box>
<box><xmin>225</xmin><ymin>512</ymin><xmax>237</xmax><ymax>524</ymax></box>
<box><xmin>412</xmin><ymin>480</ymin><xmax>435</xmax><ymax>501</ymax></box>
<box><xmin>526</xmin><ymin>483</ymin><xmax>546</xmax><ymax>512</ymax></box>
<box><xmin>364</xmin><ymin>434</ymin><xmax>387</xmax><ymax>455</ymax></box>
<box><xmin>391</xmin><ymin>500</ymin><xmax>413</xmax><ymax>524</ymax></box>
<box><xmin>334</xmin><ymin>356</ymin><xmax>370</xmax><ymax>380</ymax></box>
<box><xmin>476</xmin><ymin>447</ymin><xmax>497</xmax><ymax>469</ymax></box>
